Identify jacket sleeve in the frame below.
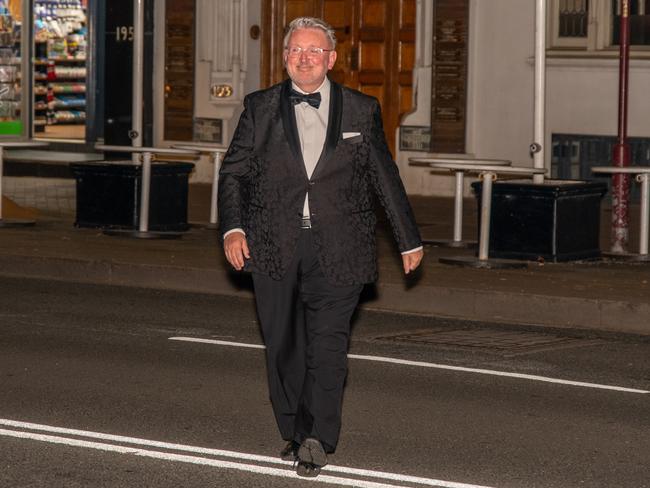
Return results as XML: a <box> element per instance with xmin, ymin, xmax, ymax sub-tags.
<box><xmin>218</xmin><ymin>95</ymin><xmax>255</xmax><ymax>239</ymax></box>
<box><xmin>367</xmin><ymin>100</ymin><xmax>422</xmax><ymax>252</ymax></box>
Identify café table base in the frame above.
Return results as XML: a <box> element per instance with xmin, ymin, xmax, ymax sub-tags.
<box><xmin>439</xmin><ymin>255</ymin><xmax>529</xmax><ymax>269</ymax></box>
<box><xmin>103</xmin><ymin>229</ymin><xmax>183</xmax><ymax>240</ymax></box>
<box><xmin>172</xmin><ymin>145</ymin><xmax>226</xmax><ymax>230</ymax></box>
<box><xmin>184</xmin><ymin>221</ymin><xmax>218</xmax><ymax>231</ymax></box>
<box><xmin>94</xmin><ymin>145</ymin><xmax>199</xmax><ymax>240</ymax></box>
<box><xmin>423</xmin><ymin>237</ymin><xmax>477</xmax><ymax>249</ymax></box>
<box><xmin>0</xmin><ymin>218</ymin><xmax>36</xmax><ymax>228</ymax></box>
<box><xmin>601</xmin><ymin>251</ymin><xmax>650</xmax><ymax>262</ymax></box>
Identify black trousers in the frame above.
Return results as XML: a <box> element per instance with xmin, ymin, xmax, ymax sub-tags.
<box><xmin>252</xmin><ymin>229</ymin><xmax>363</xmax><ymax>453</ymax></box>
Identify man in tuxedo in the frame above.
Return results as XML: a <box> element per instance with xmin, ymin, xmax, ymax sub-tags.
<box><xmin>218</xmin><ymin>16</ymin><xmax>423</xmax><ymax>477</ymax></box>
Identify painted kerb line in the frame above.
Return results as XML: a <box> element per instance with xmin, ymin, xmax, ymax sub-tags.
<box><xmin>169</xmin><ymin>337</ymin><xmax>650</xmax><ymax>395</ymax></box>
<box><xmin>0</xmin><ymin>420</ymin><xmax>494</xmax><ymax>488</ymax></box>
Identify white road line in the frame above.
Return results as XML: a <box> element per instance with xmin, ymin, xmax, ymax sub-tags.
<box><xmin>0</xmin><ymin>420</ymin><xmax>494</xmax><ymax>488</ymax></box>
<box><xmin>172</xmin><ymin>338</ymin><xmax>265</xmax><ymax>349</ymax></box>
<box><xmin>169</xmin><ymin>337</ymin><xmax>650</xmax><ymax>395</ymax></box>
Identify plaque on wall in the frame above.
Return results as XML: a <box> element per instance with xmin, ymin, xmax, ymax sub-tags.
<box><xmin>164</xmin><ymin>0</ymin><xmax>195</xmax><ymax>141</ymax></box>
<box><xmin>193</xmin><ymin>118</ymin><xmax>223</xmax><ymax>144</ymax></box>
<box><xmin>400</xmin><ymin>126</ymin><xmax>432</xmax><ymax>152</ymax></box>
<box><xmin>430</xmin><ymin>0</ymin><xmax>469</xmax><ymax>153</ymax></box>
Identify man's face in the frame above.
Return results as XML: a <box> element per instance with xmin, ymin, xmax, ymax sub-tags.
<box><xmin>284</xmin><ymin>28</ymin><xmax>337</xmax><ymax>93</ymax></box>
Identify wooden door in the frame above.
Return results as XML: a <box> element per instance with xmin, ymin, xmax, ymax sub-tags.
<box><xmin>262</xmin><ymin>0</ymin><xmax>415</xmax><ymax>155</ymax></box>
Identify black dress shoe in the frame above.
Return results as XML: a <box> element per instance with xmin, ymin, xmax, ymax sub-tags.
<box><xmin>296</xmin><ymin>460</ymin><xmax>321</xmax><ymax>477</ymax></box>
<box><xmin>296</xmin><ymin>438</ymin><xmax>327</xmax><ymax>477</ymax></box>
<box><xmin>279</xmin><ymin>440</ymin><xmax>299</xmax><ymax>461</ymax></box>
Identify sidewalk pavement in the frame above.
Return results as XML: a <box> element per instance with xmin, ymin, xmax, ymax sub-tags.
<box><xmin>1</xmin><ymin>184</ymin><xmax>649</xmax><ymax>336</ymax></box>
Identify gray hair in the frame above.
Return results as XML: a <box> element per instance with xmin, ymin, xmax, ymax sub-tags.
<box><xmin>283</xmin><ymin>17</ymin><xmax>337</xmax><ymax>49</ymax></box>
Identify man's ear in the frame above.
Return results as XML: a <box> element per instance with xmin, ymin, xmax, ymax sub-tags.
<box><xmin>327</xmin><ymin>49</ymin><xmax>337</xmax><ymax>70</ymax></box>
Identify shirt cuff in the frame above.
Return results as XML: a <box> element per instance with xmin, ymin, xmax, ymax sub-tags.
<box><xmin>223</xmin><ymin>228</ymin><xmax>246</xmax><ymax>240</ymax></box>
<box><xmin>401</xmin><ymin>246</ymin><xmax>423</xmax><ymax>255</ymax></box>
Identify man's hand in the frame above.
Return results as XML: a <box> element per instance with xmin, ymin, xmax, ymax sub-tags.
<box><xmin>224</xmin><ymin>232</ymin><xmax>250</xmax><ymax>271</ymax></box>
<box><xmin>402</xmin><ymin>249</ymin><xmax>424</xmax><ymax>275</ymax></box>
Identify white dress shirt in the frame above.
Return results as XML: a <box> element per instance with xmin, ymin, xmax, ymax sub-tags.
<box><xmin>291</xmin><ymin>78</ymin><xmax>330</xmax><ymax>219</ymax></box>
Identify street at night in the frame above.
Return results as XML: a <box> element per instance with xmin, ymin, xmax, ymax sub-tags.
<box><xmin>1</xmin><ymin>276</ymin><xmax>648</xmax><ymax>488</ymax></box>
<box><xmin>2</xmin><ymin>0</ymin><xmax>650</xmax><ymax>486</ymax></box>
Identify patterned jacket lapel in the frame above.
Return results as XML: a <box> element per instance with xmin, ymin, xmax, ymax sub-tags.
<box><xmin>311</xmin><ymin>80</ymin><xmax>342</xmax><ymax>181</ymax></box>
<box><xmin>279</xmin><ymin>79</ymin><xmax>308</xmax><ymax>179</ymax></box>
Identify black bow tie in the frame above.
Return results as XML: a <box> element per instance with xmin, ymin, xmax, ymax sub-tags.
<box><xmin>289</xmin><ymin>89</ymin><xmax>321</xmax><ymax>109</ymax></box>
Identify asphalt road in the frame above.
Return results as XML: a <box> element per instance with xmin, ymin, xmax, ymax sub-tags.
<box><xmin>1</xmin><ymin>276</ymin><xmax>649</xmax><ymax>488</ymax></box>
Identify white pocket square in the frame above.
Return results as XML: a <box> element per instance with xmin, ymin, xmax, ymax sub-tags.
<box><xmin>342</xmin><ymin>132</ymin><xmax>361</xmax><ymax>139</ymax></box>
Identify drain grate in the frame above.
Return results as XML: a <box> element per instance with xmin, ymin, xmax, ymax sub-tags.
<box><xmin>374</xmin><ymin>328</ymin><xmax>604</xmax><ymax>356</ymax></box>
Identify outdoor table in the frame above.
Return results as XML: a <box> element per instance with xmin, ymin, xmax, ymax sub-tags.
<box><xmin>592</xmin><ymin>166</ymin><xmax>650</xmax><ymax>260</ymax></box>
<box><xmin>409</xmin><ymin>157</ymin><xmax>511</xmax><ymax>247</ymax></box>
<box><xmin>0</xmin><ymin>140</ymin><xmax>50</xmax><ymax>227</ymax></box>
<box><xmin>172</xmin><ymin>144</ymin><xmax>227</xmax><ymax>229</ymax></box>
<box><xmin>430</xmin><ymin>163</ymin><xmax>547</xmax><ymax>268</ymax></box>
<box><xmin>95</xmin><ymin>145</ymin><xmax>200</xmax><ymax>239</ymax></box>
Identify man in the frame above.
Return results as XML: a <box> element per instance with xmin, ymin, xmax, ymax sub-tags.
<box><xmin>218</xmin><ymin>17</ymin><xmax>423</xmax><ymax>478</ymax></box>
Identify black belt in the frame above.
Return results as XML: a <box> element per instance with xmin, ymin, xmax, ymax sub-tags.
<box><xmin>301</xmin><ymin>217</ymin><xmax>312</xmax><ymax>229</ymax></box>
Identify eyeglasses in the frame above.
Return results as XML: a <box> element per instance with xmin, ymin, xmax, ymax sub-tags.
<box><xmin>285</xmin><ymin>46</ymin><xmax>334</xmax><ymax>57</ymax></box>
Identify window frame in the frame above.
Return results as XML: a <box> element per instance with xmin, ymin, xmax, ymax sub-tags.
<box><xmin>549</xmin><ymin>0</ymin><xmax>591</xmax><ymax>49</ymax></box>
<box><xmin>548</xmin><ymin>0</ymin><xmax>650</xmax><ymax>55</ymax></box>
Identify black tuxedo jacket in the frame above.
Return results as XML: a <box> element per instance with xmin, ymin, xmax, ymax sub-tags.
<box><xmin>218</xmin><ymin>79</ymin><xmax>421</xmax><ymax>285</ymax></box>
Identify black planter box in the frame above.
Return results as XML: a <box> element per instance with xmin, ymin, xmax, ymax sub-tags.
<box><xmin>471</xmin><ymin>179</ymin><xmax>608</xmax><ymax>262</ymax></box>
<box><xmin>70</xmin><ymin>162</ymin><xmax>194</xmax><ymax>231</ymax></box>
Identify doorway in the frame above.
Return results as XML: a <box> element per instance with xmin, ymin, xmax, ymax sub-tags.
<box><xmin>261</xmin><ymin>0</ymin><xmax>415</xmax><ymax>155</ymax></box>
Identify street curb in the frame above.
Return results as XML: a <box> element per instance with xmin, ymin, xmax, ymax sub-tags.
<box><xmin>2</xmin><ymin>254</ymin><xmax>649</xmax><ymax>336</ymax></box>
<box><xmin>0</xmin><ymin>254</ymin><xmax>253</xmax><ymax>298</ymax></box>
<box><xmin>371</xmin><ymin>282</ymin><xmax>650</xmax><ymax>336</ymax></box>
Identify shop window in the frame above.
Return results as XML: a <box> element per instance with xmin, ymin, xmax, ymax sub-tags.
<box><xmin>33</xmin><ymin>0</ymin><xmax>87</xmax><ymax>140</ymax></box>
<box><xmin>0</xmin><ymin>0</ymin><xmax>22</xmax><ymax>136</ymax></box>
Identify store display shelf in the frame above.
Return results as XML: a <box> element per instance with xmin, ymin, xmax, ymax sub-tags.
<box><xmin>48</xmin><ymin>76</ymin><xmax>85</xmax><ymax>81</ymax></box>
<box><xmin>48</xmin><ymin>99</ymin><xmax>85</xmax><ymax>109</ymax></box>
<box><xmin>35</xmin><ymin>0</ymin><xmax>84</xmax><ymax>5</ymax></box>
<box><xmin>51</xmin><ymin>83</ymin><xmax>85</xmax><ymax>94</ymax></box>
<box><xmin>49</xmin><ymin>119</ymin><xmax>86</xmax><ymax>126</ymax></box>
<box><xmin>35</xmin><ymin>58</ymin><xmax>85</xmax><ymax>64</ymax></box>
<box><xmin>48</xmin><ymin>57</ymin><xmax>86</xmax><ymax>62</ymax></box>
<box><xmin>33</xmin><ymin>0</ymin><xmax>88</xmax><ymax>133</ymax></box>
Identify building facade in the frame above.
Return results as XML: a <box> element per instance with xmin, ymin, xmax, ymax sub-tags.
<box><xmin>2</xmin><ymin>0</ymin><xmax>649</xmax><ymax>195</ymax></box>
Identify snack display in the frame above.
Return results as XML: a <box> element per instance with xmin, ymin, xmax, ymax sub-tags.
<box><xmin>0</xmin><ymin>0</ymin><xmax>19</xmax><ymax>130</ymax></box>
<box><xmin>0</xmin><ymin>0</ymin><xmax>89</xmax><ymax>134</ymax></box>
<box><xmin>33</xmin><ymin>0</ymin><xmax>86</xmax><ymax>134</ymax></box>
